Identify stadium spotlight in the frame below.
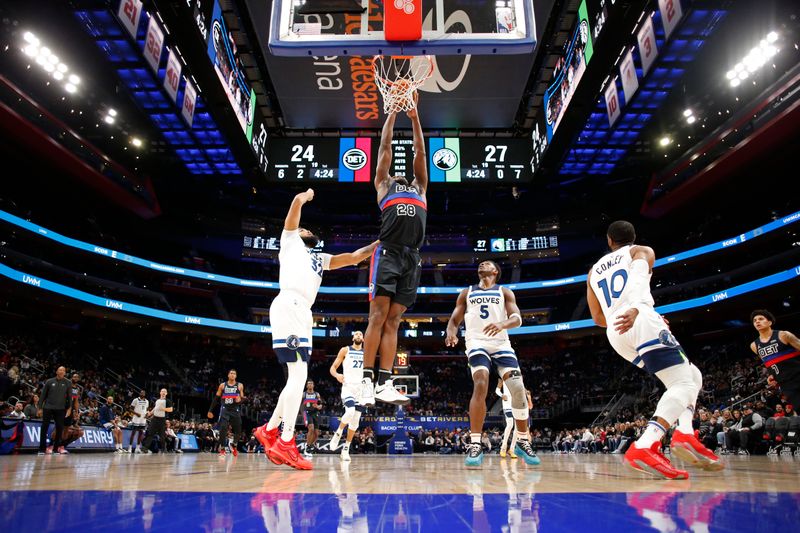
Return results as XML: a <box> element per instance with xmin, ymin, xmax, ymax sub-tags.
<box><xmin>659</xmin><ymin>136</ymin><xmax>672</xmax><ymax>147</ymax></box>
<box><xmin>686</xmin><ymin>115</ymin><xmax>696</xmax><ymax>124</ymax></box>
<box><xmin>131</xmin><ymin>137</ymin><xmax>143</xmax><ymax>148</ymax></box>
<box><xmin>727</xmin><ymin>30</ymin><xmax>780</xmax><ymax>87</ymax></box>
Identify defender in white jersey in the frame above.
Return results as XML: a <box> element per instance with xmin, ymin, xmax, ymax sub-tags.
<box><xmin>328</xmin><ymin>331</ymin><xmax>366</xmax><ymax>461</ymax></box>
<box><xmin>128</xmin><ymin>389</ymin><xmax>148</xmax><ymax>453</ymax></box>
<box><xmin>446</xmin><ymin>261</ymin><xmax>540</xmax><ymax>468</ymax></box>
<box><xmin>254</xmin><ymin>189</ymin><xmax>378</xmax><ymax>470</ymax></box>
<box><xmin>587</xmin><ymin>220</ymin><xmax>722</xmax><ymax>480</ymax></box>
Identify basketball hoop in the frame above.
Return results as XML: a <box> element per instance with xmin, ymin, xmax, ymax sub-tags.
<box><xmin>373</xmin><ymin>55</ymin><xmax>433</xmax><ymax>114</ymax></box>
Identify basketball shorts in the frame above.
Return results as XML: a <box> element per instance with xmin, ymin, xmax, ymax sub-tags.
<box><xmin>341</xmin><ymin>383</ymin><xmax>362</xmax><ymax>408</ymax></box>
<box><xmin>129</xmin><ymin>421</ymin><xmax>146</xmax><ymax>430</ymax></box>
<box><xmin>270</xmin><ymin>292</ymin><xmax>312</xmax><ymax>363</ymax></box>
<box><xmin>102</xmin><ymin>422</ymin><xmax>115</xmax><ymax>431</ymax></box>
<box><xmin>606</xmin><ymin>306</ymin><xmax>688</xmax><ymax>374</ymax></box>
<box><xmin>465</xmin><ymin>338</ymin><xmax>519</xmax><ymax>377</ymax></box>
<box><xmin>369</xmin><ymin>243</ymin><xmax>422</xmax><ymax>308</ymax></box>
<box><xmin>303</xmin><ymin>410</ymin><xmax>320</xmax><ymax>427</ymax></box>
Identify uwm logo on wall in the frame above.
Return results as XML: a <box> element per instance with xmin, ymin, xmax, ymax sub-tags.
<box><xmin>263</xmin><ymin>1</ymin><xmax>536</xmax><ymax>128</ymax></box>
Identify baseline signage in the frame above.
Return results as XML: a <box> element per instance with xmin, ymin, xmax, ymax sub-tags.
<box><xmin>0</xmin><ymin>419</ymin><xmax>199</xmax><ymax>451</ymax></box>
<box><xmin>329</xmin><ymin>415</ymin><xmax>470</xmax><ymax>436</ymax></box>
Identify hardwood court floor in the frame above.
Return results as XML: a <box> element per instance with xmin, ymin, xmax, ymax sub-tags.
<box><xmin>2</xmin><ymin>453</ymin><xmax>800</xmax><ymax>531</ymax></box>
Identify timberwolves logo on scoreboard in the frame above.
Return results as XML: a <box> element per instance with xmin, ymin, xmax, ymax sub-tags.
<box><xmin>432</xmin><ymin>148</ymin><xmax>458</xmax><ymax>171</ymax></box>
<box><xmin>342</xmin><ymin>148</ymin><xmax>368</xmax><ymax>171</ymax></box>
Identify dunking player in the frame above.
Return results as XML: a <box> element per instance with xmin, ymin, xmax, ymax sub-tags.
<box><xmin>329</xmin><ymin>331</ymin><xmax>366</xmax><ymax>461</ymax></box>
<box><xmin>587</xmin><ymin>221</ymin><xmax>723</xmax><ymax>479</ymax></box>
<box><xmin>301</xmin><ymin>380</ymin><xmax>323</xmax><ymax>457</ymax></box>
<box><xmin>207</xmin><ymin>369</ymin><xmax>245</xmax><ymax>457</ymax></box>
<box><xmin>750</xmin><ymin>309</ymin><xmax>800</xmax><ymax>406</ymax></box>
<box><xmin>446</xmin><ymin>260</ymin><xmax>540</xmax><ymax>467</ymax></box>
<box><xmin>361</xmin><ymin>93</ymin><xmax>427</xmax><ymax>407</ymax></box>
<box><xmin>496</xmin><ymin>377</ymin><xmax>517</xmax><ymax>458</ymax></box>
<box><xmin>253</xmin><ymin>188</ymin><xmax>378</xmax><ymax>470</ymax></box>
<box><xmin>128</xmin><ymin>389</ymin><xmax>148</xmax><ymax>453</ymax></box>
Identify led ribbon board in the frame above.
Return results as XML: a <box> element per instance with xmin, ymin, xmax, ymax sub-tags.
<box><xmin>1</xmin><ymin>209</ymin><xmax>798</xmax><ymax>293</ymax></box>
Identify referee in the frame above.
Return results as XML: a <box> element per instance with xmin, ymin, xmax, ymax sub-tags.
<box><xmin>142</xmin><ymin>388</ymin><xmax>174</xmax><ymax>453</ymax></box>
<box><xmin>37</xmin><ymin>366</ymin><xmax>71</xmax><ymax>455</ymax></box>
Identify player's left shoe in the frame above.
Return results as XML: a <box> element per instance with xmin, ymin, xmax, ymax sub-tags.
<box><xmin>268</xmin><ymin>437</ymin><xmax>313</xmax><ymax>470</ymax></box>
<box><xmin>341</xmin><ymin>449</ymin><xmax>351</xmax><ymax>462</ymax></box>
<box><xmin>464</xmin><ymin>443</ymin><xmax>484</xmax><ymax>468</ymax></box>
<box><xmin>670</xmin><ymin>430</ymin><xmax>724</xmax><ymax>471</ymax></box>
<box><xmin>329</xmin><ymin>432</ymin><xmax>342</xmax><ymax>451</ymax></box>
<box><xmin>514</xmin><ymin>440</ymin><xmax>541</xmax><ymax>465</ymax></box>
<box><xmin>374</xmin><ymin>379</ymin><xmax>410</xmax><ymax>406</ymax></box>
<box><xmin>254</xmin><ymin>425</ymin><xmax>279</xmax><ymax>455</ymax></box>
<box><xmin>231</xmin><ymin>446</ymin><xmax>238</xmax><ymax>457</ymax></box>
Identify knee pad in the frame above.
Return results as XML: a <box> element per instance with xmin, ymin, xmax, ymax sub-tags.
<box><xmin>342</xmin><ymin>406</ymin><xmax>356</xmax><ymax>425</ymax></box>
<box><xmin>504</xmin><ymin>371</ymin><xmax>528</xmax><ymax>419</ymax></box>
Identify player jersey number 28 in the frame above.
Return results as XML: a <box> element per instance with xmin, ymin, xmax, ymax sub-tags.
<box><xmin>596</xmin><ymin>268</ymin><xmax>628</xmax><ymax>307</ymax></box>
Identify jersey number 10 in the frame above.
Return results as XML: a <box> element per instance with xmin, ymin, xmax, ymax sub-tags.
<box><xmin>596</xmin><ymin>269</ymin><xmax>628</xmax><ymax>307</ymax></box>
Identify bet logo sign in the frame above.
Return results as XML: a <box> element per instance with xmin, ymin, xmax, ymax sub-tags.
<box><xmin>342</xmin><ymin>148</ymin><xmax>368</xmax><ymax>171</ymax></box>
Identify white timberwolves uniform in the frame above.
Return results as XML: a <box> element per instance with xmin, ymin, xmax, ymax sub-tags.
<box><xmin>464</xmin><ymin>285</ymin><xmax>519</xmax><ymax>376</ymax></box>
<box><xmin>270</xmin><ymin>229</ymin><xmax>332</xmax><ymax>362</ymax></box>
<box><xmin>590</xmin><ymin>245</ymin><xmax>686</xmax><ymax>373</ymax></box>
<box><xmin>340</xmin><ymin>346</ymin><xmax>364</xmax><ymax>406</ymax></box>
<box><xmin>130</xmin><ymin>397</ymin><xmax>149</xmax><ymax>428</ymax></box>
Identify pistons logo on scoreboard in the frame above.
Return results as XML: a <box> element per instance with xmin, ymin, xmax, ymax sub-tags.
<box><xmin>342</xmin><ymin>148</ymin><xmax>368</xmax><ymax>171</ymax></box>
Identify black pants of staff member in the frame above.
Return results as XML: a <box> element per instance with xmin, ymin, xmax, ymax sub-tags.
<box><xmin>142</xmin><ymin>417</ymin><xmax>167</xmax><ymax>452</ymax></box>
<box><xmin>218</xmin><ymin>412</ymin><xmax>242</xmax><ymax>450</ymax></box>
<box><xmin>39</xmin><ymin>408</ymin><xmax>66</xmax><ymax>452</ymax></box>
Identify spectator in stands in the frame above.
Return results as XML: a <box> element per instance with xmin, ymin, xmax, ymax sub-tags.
<box><xmin>23</xmin><ymin>395</ymin><xmax>39</xmax><ymax>419</ymax></box>
<box><xmin>164</xmin><ymin>420</ymin><xmax>181</xmax><ymax>453</ymax></box>
<box><xmin>8</xmin><ymin>402</ymin><xmax>26</xmax><ymax>419</ymax></box>
<box><xmin>784</xmin><ymin>404</ymin><xmax>795</xmax><ymax>417</ymax></box>
<box><xmin>772</xmin><ymin>404</ymin><xmax>786</xmax><ymax>418</ymax></box>
<box><xmin>725</xmin><ymin>405</ymin><xmax>763</xmax><ymax>455</ymax></box>
<box><xmin>37</xmin><ymin>365</ymin><xmax>71</xmax><ymax>455</ymax></box>
<box><xmin>755</xmin><ymin>400</ymin><xmax>773</xmax><ymax>420</ymax></box>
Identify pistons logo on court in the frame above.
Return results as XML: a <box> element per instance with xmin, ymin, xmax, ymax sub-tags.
<box><xmin>286</xmin><ymin>335</ymin><xmax>301</xmax><ymax>349</ymax></box>
<box><xmin>432</xmin><ymin>148</ymin><xmax>458</xmax><ymax>171</ymax></box>
<box><xmin>342</xmin><ymin>148</ymin><xmax>368</xmax><ymax>171</ymax></box>
<box><xmin>394</xmin><ymin>0</ymin><xmax>415</xmax><ymax>15</ymax></box>
<box><xmin>658</xmin><ymin>329</ymin><xmax>678</xmax><ymax>348</ymax></box>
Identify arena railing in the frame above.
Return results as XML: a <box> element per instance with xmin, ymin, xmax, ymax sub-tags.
<box><xmin>1</xmin><ymin>261</ymin><xmax>798</xmax><ymax>337</ymax></box>
<box><xmin>2</xmin><ymin>208</ymin><xmax>799</xmax><ymax>294</ymax></box>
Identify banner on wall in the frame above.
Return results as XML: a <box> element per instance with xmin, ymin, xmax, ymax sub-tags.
<box><xmin>637</xmin><ymin>15</ymin><xmax>658</xmax><ymax>76</ymax></box>
<box><xmin>658</xmin><ymin>0</ymin><xmax>683</xmax><ymax>41</ymax></box>
<box><xmin>182</xmin><ymin>80</ymin><xmax>197</xmax><ymax>126</ymax></box>
<box><xmin>604</xmin><ymin>80</ymin><xmax>620</xmax><ymax>127</ymax></box>
<box><xmin>143</xmin><ymin>15</ymin><xmax>165</xmax><ymax>73</ymax></box>
<box><xmin>0</xmin><ymin>419</ymin><xmax>200</xmax><ymax>452</ymax></box>
<box><xmin>117</xmin><ymin>0</ymin><xmax>143</xmax><ymax>39</ymax></box>
<box><xmin>163</xmin><ymin>48</ymin><xmax>183</xmax><ymax>103</ymax></box>
<box><xmin>619</xmin><ymin>48</ymin><xmax>639</xmax><ymax>104</ymax></box>
<box><xmin>328</xmin><ymin>415</ymin><xmax>471</xmax><ymax>436</ymax></box>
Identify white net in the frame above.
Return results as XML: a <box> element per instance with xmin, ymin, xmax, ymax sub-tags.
<box><xmin>372</xmin><ymin>55</ymin><xmax>433</xmax><ymax>114</ymax></box>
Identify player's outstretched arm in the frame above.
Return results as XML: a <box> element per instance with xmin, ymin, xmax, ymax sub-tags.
<box><xmin>586</xmin><ymin>270</ymin><xmax>607</xmax><ymax>328</ymax></box>
<box><xmin>483</xmin><ymin>288</ymin><xmax>523</xmax><ymax>337</ymax></box>
<box><xmin>207</xmin><ymin>383</ymin><xmax>224</xmax><ymax>419</ymax></box>
<box><xmin>445</xmin><ymin>289</ymin><xmax>468</xmax><ymax>347</ymax></box>
<box><xmin>284</xmin><ymin>188</ymin><xmax>314</xmax><ymax>231</ymax></box>
<box><xmin>375</xmin><ymin>113</ymin><xmax>397</xmax><ymax>195</ymax></box>
<box><xmin>330</xmin><ymin>347</ymin><xmax>347</xmax><ymax>384</ymax></box>
<box><xmin>329</xmin><ymin>240</ymin><xmax>380</xmax><ymax>270</ymax></box>
<box><xmin>407</xmin><ymin>93</ymin><xmax>428</xmax><ymax>194</ymax></box>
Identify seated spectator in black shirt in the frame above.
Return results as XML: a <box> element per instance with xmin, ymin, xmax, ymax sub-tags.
<box><xmin>725</xmin><ymin>405</ymin><xmax>763</xmax><ymax>454</ymax></box>
<box><xmin>23</xmin><ymin>396</ymin><xmax>39</xmax><ymax>419</ymax></box>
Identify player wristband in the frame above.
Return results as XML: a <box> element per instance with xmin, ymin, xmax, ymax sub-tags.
<box><xmin>509</xmin><ymin>313</ymin><xmax>522</xmax><ymax>327</ymax></box>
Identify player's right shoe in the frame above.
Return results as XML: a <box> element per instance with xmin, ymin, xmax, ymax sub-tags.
<box><xmin>329</xmin><ymin>432</ymin><xmax>342</xmax><ymax>451</ymax></box>
<box><xmin>218</xmin><ymin>449</ymin><xmax>227</xmax><ymax>457</ymax></box>
<box><xmin>670</xmin><ymin>430</ymin><xmax>724</xmax><ymax>471</ymax></box>
<box><xmin>375</xmin><ymin>379</ymin><xmax>410</xmax><ymax>406</ymax></box>
<box><xmin>464</xmin><ymin>443</ymin><xmax>484</xmax><ymax>468</ymax></box>
<box><xmin>514</xmin><ymin>440</ymin><xmax>541</xmax><ymax>466</ymax></box>
<box><xmin>254</xmin><ymin>425</ymin><xmax>279</xmax><ymax>455</ymax></box>
<box><xmin>267</xmin><ymin>437</ymin><xmax>313</xmax><ymax>470</ymax></box>
<box><xmin>360</xmin><ymin>378</ymin><xmax>375</xmax><ymax>407</ymax></box>
<box><xmin>500</xmin><ymin>449</ymin><xmax>507</xmax><ymax>458</ymax></box>
<box><xmin>341</xmin><ymin>449</ymin><xmax>351</xmax><ymax>462</ymax></box>
<box><xmin>624</xmin><ymin>442</ymin><xmax>689</xmax><ymax>480</ymax></box>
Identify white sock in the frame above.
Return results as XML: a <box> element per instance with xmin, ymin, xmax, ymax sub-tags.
<box><xmin>343</xmin><ymin>442</ymin><xmax>350</xmax><ymax>451</ymax></box>
<box><xmin>635</xmin><ymin>421</ymin><xmax>666</xmax><ymax>449</ymax></box>
<box><xmin>280</xmin><ymin>361</ymin><xmax>308</xmax><ymax>442</ymax></box>
<box><xmin>470</xmin><ymin>433</ymin><xmax>481</xmax><ymax>445</ymax></box>
<box><xmin>267</xmin><ymin>394</ymin><xmax>286</xmax><ymax>431</ymax></box>
<box><xmin>516</xmin><ymin>430</ymin><xmax>529</xmax><ymax>441</ymax></box>
<box><xmin>677</xmin><ymin>407</ymin><xmax>694</xmax><ymax>434</ymax></box>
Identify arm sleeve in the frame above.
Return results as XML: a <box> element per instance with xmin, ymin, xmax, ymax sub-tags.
<box><xmin>495</xmin><ymin>388</ymin><xmax>503</xmax><ymax>398</ymax></box>
<box><xmin>321</xmin><ymin>253</ymin><xmax>333</xmax><ymax>271</ymax></box>
<box><xmin>626</xmin><ymin>259</ymin><xmax>654</xmax><ymax>311</ymax></box>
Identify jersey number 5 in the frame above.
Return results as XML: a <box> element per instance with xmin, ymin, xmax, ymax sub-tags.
<box><xmin>479</xmin><ymin>304</ymin><xmax>489</xmax><ymax>319</ymax></box>
<box><xmin>596</xmin><ymin>269</ymin><xmax>628</xmax><ymax>307</ymax></box>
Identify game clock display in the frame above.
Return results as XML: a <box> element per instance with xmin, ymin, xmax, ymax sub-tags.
<box><xmin>266</xmin><ymin>138</ymin><xmax>533</xmax><ymax>182</ymax></box>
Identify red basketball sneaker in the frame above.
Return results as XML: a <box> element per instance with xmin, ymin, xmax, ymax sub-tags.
<box><xmin>624</xmin><ymin>442</ymin><xmax>689</xmax><ymax>480</ymax></box>
<box><xmin>671</xmin><ymin>430</ymin><xmax>724</xmax><ymax>471</ymax></box>
<box><xmin>267</xmin><ymin>437</ymin><xmax>313</xmax><ymax>470</ymax></box>
<box><xmin>255</xmin><ymin>425</ymin><xmax>279</xmax><ymax>455</ymax></box>
<box><xmin>231</xmin><ymin>446</ymin><xmax>238</xmax><ymax>457</ymax></box>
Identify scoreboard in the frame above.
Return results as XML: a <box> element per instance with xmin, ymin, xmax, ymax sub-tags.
<box><xmin>267</xmin><ymin>138</ymin><xmax>533</xmax><ymax>183</ymax></box>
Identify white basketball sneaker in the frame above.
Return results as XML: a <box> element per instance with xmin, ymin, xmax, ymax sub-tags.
<box><xmin>375</xmin><ymin>379</ymin><xmax>410</xmax><ymax>405</ymax></box>
<box><xmin>341</xmin><ymin>448</ymin><xmax>351</xmax><ymax>462</ymax></box>
<box><xmin>329</xmin><ymin>431</ymin><xmax>342</xmax><ymax>451</ymax></box>
<box><xmin>360</xmin><ymin>378</ymin><xmax>376</xmax><ymax>407</ymax></box>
